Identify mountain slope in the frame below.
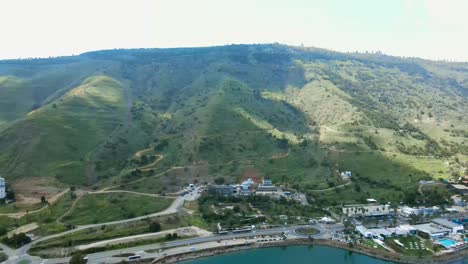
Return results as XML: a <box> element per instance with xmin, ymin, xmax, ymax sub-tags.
<box><xmin>0</xmin><ymin>44</ymin><xmax>466</xmax><ymax>204</ymax></box>
<box><xmin>0</xmin><ymin>75</ymin><xmax>125</xmax><ymax>185</ymax></box>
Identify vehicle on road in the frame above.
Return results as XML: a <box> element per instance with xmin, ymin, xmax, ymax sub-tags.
<box><xmin>127</xmin><ymin>255</ymin><xmax>141</xmax><ymax>261</ymax></box>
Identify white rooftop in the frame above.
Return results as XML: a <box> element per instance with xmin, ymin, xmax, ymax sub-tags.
<box><xmin>414</xmin><ymin>223</ymin><xmax>450</xmax><ymax>235</ymax></box>
<box><xmin>432</xmin><ymin>218</ymin><xmax>462</xmax><ymax>229</ymax></box>
<box><xmin>451</xmin><ymin>184</ymin><xmax>468</xmax><ymax>190</ymax></box>
<box><xmin>371</xmin><ymin>228</ymin><xmax>392</xmax><ymax>237</ymax></box>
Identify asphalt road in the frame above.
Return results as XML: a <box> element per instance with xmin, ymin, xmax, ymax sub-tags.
<box><xmin>2</xmin><ymin>188</ymin><xmax>203</xmax><ymax>264</ymax></box>
<box><xmin>1</xmin><ymin>188</ymin><xmax>343</xmax><ymax>264</ymax></box>
<box><xmin>41</xmin><ymin>223</ymin><xmax>343</xmax><ymax>264</ymax></box>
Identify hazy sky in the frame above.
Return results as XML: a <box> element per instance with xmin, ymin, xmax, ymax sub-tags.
<box><xmin>1</xmin><ymin>0</ymin><xmax>467</xmax><ymax>61</ymax></box>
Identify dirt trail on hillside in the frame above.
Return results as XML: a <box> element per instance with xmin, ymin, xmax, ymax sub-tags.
<box><xmin>90</xmin><ymin>189</ymin><xmax>177</xmax><ymax>198</ymax></box>
<box><xmin>56</xmin><ymin>189</ymin><xmax>175</xmax><ymax>225</ymax></box>
<box><xmin>0</xmin><ymin>188</ymin><xmax>70</xmax><ymax>219</ymax></box>
<box><xmin>134</xmin><ymin>148</ymin><xmax>153</xmax><ymax>158</ymax></box>
<box><xmin>56</xmin><ymin>191</ymin><xmax>85</xmax><ymax>224</ymax></box>
<box><xmin>138</xmin><ymin>154</ymin><xmax>164</xmax><ymax>171</ymax></box>
<box><xmin>308</xmin><ymin>181</ymin><xmax>351</xmax><ymax>193</ymax></box>
<box><xmin>271</xmin><ymin>148</ymin><xmax>290</xmax><ymax>159</ymax></box>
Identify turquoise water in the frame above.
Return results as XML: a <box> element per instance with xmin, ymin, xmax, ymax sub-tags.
<box><xmin>180</xmin><ymin>245</ymin><xmax>468</xmax><ymax>264</ymax></box>
<box><xmin>439</xmin><ymin>239</ymin><xmax>457</xmax><ymax>248</ymax></box>
<box><xmin>180</xmin><ymin>245</ymin><xmax>394</xmax><ymax>264</ymax></box>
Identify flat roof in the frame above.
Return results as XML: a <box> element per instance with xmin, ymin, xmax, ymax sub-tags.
<box><xmin>414</xmin><ymin>223</ymin><xmax>450</xmax><ymax>235</ymax></box>
<box><xmin>371</xmin><ymin>228</ymin><xmax>392</xmax><ymax>236</ymax></box>
<box><xmin>356</xmin><ymin>225</ymin><xmax>372</xmax><ymax>234</ymax></box>
<box><xmin>451</xmin><ymin>184</ymin><xmax>468</xmax><ymax>190</ymax></box>
<box><xmin>432</xmin><ymin>218</ymin><xmax>462</xmax><ymax>229</ymax></box>
<box><xmin>387</xmin><ymin>227</ymin><xmax>408</xmax><ymax>235</ymax></box>
<box><xmin>399</xmin><ymin>224</ymin><xmax>416</xmax><ymax>231</ymax></box>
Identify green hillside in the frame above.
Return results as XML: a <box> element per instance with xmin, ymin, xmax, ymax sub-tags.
<box><xmin>0</xmin><ymin>44</ymin><xmax>466</xmax><ymax>204</ymax></box>
<box><xmin>0</xmin><ymin>75</ymin><xmax>125</xmax><ymax>185</ymax></box>
<box><xmin>0</xmin><ymin>59</ymin><xmax>112</xmax><ymax>130</ymax></box>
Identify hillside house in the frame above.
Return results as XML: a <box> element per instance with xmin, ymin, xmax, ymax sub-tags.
<box><xmin>0</xmin><ymin>176</ymin><xmax>5</xmax><ymax>199</ymax></box>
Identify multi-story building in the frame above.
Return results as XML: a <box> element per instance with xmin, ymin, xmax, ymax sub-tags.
<box><xmin>399</xmin><ymin>206</ymin><xmax>440</xmax><ymax>217</ymax></box>
<box><xmin>256</xmin><ymin>178</ymin><xmax>277</xmax><ymax>193</ymax></box>
<box><xmin>210</xmin><ymin>185</ymin><xmax>235</xmax><ymax>196</ymax></box>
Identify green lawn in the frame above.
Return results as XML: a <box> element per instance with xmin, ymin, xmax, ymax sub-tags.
<box><xmin>385</xmin><ymin>236</ymin><xmax>433</xmax><ymax>257</ymax></box>
<box><xmin>0</xmin><ymin>202</ymin><xmax>44</xmax><ymax>214</ymax></box>
<box><xmin>359</xmin><ymin>239</ymin><xmax>385</xmax><ymax>250</ymax></box>
<box><xmin>296</xmin><ymin>227</ymin><xmax>320</xmax><ymax>235</ymax></box>
<box><xmin>62</xmin><ymin>193</ymin><xmax>173</xmax><ymax>225</ymax></box>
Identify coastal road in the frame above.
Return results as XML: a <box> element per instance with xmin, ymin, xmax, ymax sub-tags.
<box><xmin>39</xmin><ymin>223</ymin><xmax>343</xmax><ymax>264</ymax></box>
<box><xmin>1</xmin><ymin>189</ymin><xmax>202</xmax><ymax>264</ymax></box>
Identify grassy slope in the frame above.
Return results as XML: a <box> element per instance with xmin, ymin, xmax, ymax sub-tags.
<box><xmin>0</xmin><ymin>45</ymin><xmax>465</xmax><ymax>205</ymax></box>
<box><xmin>0</xmin><ymin>60</ymin><xmax>111</xmax><ymax>130</ymax></box>
<box><xmin>62</xmin><ymin>193</ymin><xmax>173</xmax><ymax>225</ymax></box>
<box><xmin>0</xmin><ymin>75</ymin><xmax>125</xmax><ymax>185</ymax></box>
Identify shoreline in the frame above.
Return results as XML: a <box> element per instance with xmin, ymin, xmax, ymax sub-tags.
<box><xmin>152</xmin><ymin>239</ymin><xmax>468</xmax><ymax>264</ymax></box>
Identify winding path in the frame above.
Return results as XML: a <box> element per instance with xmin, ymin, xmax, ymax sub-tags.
<box><xmin>0</xmin><ymin>188</ymin><xmax>70</xmax><ymax>218</ymax></box>
<box><xmin>138</xmin><ymin>154</ymin><xmax>164</xmax><ymax>171</ymax></box>
<box><xmin>134</xmin><ymin>148</ymin><xmax>153</xmax><ymax>158</ymax></box>
<box><xmin>31</xmin><ymin>195</ymin><xmax>186</xmax><ymax>245</ymax></box>
<box><xmin>308</xmin><ymin>181</ymin><xmax>351</xmax><ymax>193</ymax></box>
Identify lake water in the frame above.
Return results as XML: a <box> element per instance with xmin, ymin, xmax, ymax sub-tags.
<box><xmin>180</xmin><ymin>245</ymin><xmax>393</xmax><ymax>264</ymax></box>
<box><xmin>180</xmin><ymin>245</ymin><xmax>468</xmax><ymax>264</ymax></box>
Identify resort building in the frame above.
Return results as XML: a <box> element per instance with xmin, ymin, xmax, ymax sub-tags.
<box><xmin>256</xmin><ymin>178</ymin><xmax>277</xmax><ymax>194</ymax></box>
<box><xmin>356</xmin><ymin>225</ymin><xmax>374</xmax><ymax>238</ymax></box>
<box><xmin>413</xmin><ymin>223</ymin><xmax>450</xmax><ymax>240</ymax></box>
<box><xmin>210</xmin><ymin>185</ymin><xmax>235</xmax><ymax>196</ymax></box>
<box><xmin>372</xmin><ymin>228</ymin><xmax>393</xmax><ymax>239</ymax></box>
<box><xmin>342</xmin><ymin>204</ymin><xmax>394</xmax><ymax>217</ymax></box>
<box><xmin>432</xmin><ymin>218</ymin><xmax>464</xmax><ymax>234</ymax></box>
<box><xmin>398</xmin><ymin>225</ymin><xmax>417</xmax><ymax>235</ymax></box>
<box><xmin>386</xmin><ymin>227</ymin><xmax>409</xmax><ymax>237</ymax></box>
<box><xmin>241</xmin><ymin>178</ymin><xmax>255</xmax><ymax>190</ymax></box>
<box><xmin>0</xmin><ymin>176</ymin><xmax>5</xmax><ymax>199</ymax></box>
<box><xmin>399</xmin><ymin>206</ymin><xmax>440</xmax><ymax>217</ymax></box>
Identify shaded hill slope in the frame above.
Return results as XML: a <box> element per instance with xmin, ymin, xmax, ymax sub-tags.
<box><xmin>0</xmin><ymin>44</ymin><xmax>466</xmax><ymax>204</ymax></box>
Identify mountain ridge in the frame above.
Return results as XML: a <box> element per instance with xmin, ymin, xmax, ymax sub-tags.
<box><xmin>0</xmin><ymin>44</ymin><xmax>466</xmax><ymax>204</ymax></box>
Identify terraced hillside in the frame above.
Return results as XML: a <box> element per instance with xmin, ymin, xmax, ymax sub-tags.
<box><xmin>0</xmin><ymin>44</ymin><xmax>466</xmax><ymax>204</ymax></box>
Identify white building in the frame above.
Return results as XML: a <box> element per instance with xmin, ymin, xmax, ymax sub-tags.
<box><xmin>340</xmin><ymin>171</ymin><xmax>352</xmax><ymax>180</ymax></box>
<box><xmin>399</xmin><ymin>224</ymin><xmax>417</xmax><ymax>235</ymax></box>
<box><xmin>256</xmin><ymin>178</ymin><xmax>277</xmax><ymax>194</ymax></box>
<box><xmin>399</xmin><ymin>206</ymin><xmax>440</xmax><ymax>217</ymax></box>
<box><xmin>0</xmin><ymin>177</ymin><xmax>5</xmax><ymax>199</ymax></box>
<box><xmin>432</xmin><ymin>218</ymin><xmax>464</xmax><ymax>235</ymax></box>
<box><xmin>241</xmin><ymin>178</ymin><xmax>254</xmax><ymax>189</ymax></box>
<box><xmin>342</xmin><ymin>204</ymin><xmax>394</xmax><ymax>217</ymax></box>
<box><xmin>318</xmin><ymin>216</ymin><xmax>336</xmax><ymax>224</ymax></box>
<box><xmin>372</xmin><ymin>228</ymin><xmax>393</xmax><ymax>239</ymax></box>
<box><xmin>356</xmin><ymin>225</ymin><xmax>374</xmax><ymax>238</ymax></box>
<box><xmin>387</xmin><ymin>227</ymin><xmax>409</xmax><ymax>237</ymax></box>
<box><xmin>414</xmin><ymin>223</ymin><xmax>450</xmax><ymax>240</ymax></box>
